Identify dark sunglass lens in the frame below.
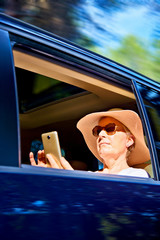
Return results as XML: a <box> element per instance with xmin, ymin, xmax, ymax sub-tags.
<box><xmin>92</xmin><ymin>126</ymin><xmax>98</xmax><ymax>136</ymax></box>
<box><xmin>92</xmin><ymin>126</ymin><xmax>102</xmax><ymax>136</ymax></box>
<box><xmin>105</xmin><ymin>123</ymin><xmax>116</xmax><ymax>135</ymax></box>
<box><xmin>106</xmin><ymin>127</ymin><xmax>115</xmax><ymax>135</ymax></box>
<box><xmin>96</xmin><ymin>127</ymin><xmax>102</xmax><ymax>136</ymax></box>
<box><xmin>92</xmin><ymin>123</ymin><xmax>117</xmax><ymax>136</ymax></box>
<box><xmin>106</xmin><ymin>126</ymin><xmax>115</xmax><ymax>132</ymax></box>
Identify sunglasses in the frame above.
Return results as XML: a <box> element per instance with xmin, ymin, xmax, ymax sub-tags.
<box><xmin>92</xmin><ymin>123</ymin><xmax>125</xmax><ymax>137</ymax></box>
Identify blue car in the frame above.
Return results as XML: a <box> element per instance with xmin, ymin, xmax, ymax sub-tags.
<box><xmin>0</xmin><ymin>13</ymin><xmax>160</xmax><ymax>239</ymax></box>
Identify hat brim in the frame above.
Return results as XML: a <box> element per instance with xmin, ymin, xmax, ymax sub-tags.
<box><xmin>77</xmin><ymin>110</ymin><xmax>150</xmax><ymax>166</ymax></box>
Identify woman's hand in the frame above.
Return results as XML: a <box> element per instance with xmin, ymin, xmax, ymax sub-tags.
<box><xmin>29</xmin><ymin>150</ymin><xmax>73</xmax><ymax>170</ymax></box>
<box><xmin>29</xmin><ymin>150</ymin><xmax>50</xmax><ymax>168</ymax></box>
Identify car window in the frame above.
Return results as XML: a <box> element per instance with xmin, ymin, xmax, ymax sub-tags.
<box><xmin>13</xmin><ymin>48</ymin><xmax>153</xmax><ymax>176</ymax></box>
<box><xmin>136</xmin><ymin>83</ymin><xmax>160</xmax><ymax>166</ymax></box>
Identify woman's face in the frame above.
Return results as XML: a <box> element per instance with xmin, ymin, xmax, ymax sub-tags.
<box><xmin>96</xmin><ymin>117</ymin><xmax>133</xmax><ymax>161</ymax></box>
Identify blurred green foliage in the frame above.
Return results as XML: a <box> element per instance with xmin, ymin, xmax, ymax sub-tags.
<box><xmin>106</xmin><ymin>36</ymin><xmax>160</xmax><ymax>82</ymax></box>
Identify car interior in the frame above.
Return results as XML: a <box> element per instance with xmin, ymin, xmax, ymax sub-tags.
<box><xmin>13</xmin><ymin>48</ymin><xmax>153</xmax><ymax>176</ymax></box>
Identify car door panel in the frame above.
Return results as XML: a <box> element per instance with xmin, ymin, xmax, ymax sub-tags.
<box><xmin>0</xmin><ymin>167</ymin><xmax>160</xmax><ymax>239</ymax></box>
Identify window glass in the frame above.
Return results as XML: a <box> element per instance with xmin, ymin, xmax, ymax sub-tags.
<box><xmin>137</xmin><ymin>83</ymin><xmax>160</xmax><ymax>161</ymax></box>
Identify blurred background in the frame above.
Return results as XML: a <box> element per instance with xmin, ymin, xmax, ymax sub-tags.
<box><xmin>0</xmin><ymin>0</ymin><xmax>160</xmax><ymax>83</ymax></box>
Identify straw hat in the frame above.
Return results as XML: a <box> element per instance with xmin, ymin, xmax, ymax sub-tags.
<box><xmin>77</xmin><ymin>109</ymin><xmax>150</xmax><ymax>166</ymax></box>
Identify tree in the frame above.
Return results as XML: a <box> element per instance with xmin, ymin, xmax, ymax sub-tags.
<box><xmin>107</xmin><ymin>35</ymin><xmax>160</xmax><ymax>82</ymax></box>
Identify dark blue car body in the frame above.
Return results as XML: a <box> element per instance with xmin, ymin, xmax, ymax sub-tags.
<box><xmin>0</xmin><ymin>14</ymin><xmax>160</xmax><ymax>239</ymax></box>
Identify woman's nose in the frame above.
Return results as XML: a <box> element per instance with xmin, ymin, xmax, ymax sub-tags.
<box><xmin>98</xmin><ymin>129</ymin><xmax>108</xmax><ymax>137</ymax></box>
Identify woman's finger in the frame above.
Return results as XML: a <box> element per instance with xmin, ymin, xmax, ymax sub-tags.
<box><xmin>29</xmin><ymin>152</ymin><xmax>36</xmax><ymax>166</ymax></box>
<box><xmin>46</xmin><ymin>154</ymin><xmax>60</xmax><ymax>169</ymax></box>
<box><xmin>37</xmin><ymin>150</ymin><xmax>46</xmax><ymax>164</ymax></box>
<box><xmin>37</xmin><ymin>150</ymin><xmax>45</xmax><ymax>160</ymax></box>
<box><xmin>60</xmin><ymin>157</ymin><xmax>73</xmax><ymax>170</ymax></box>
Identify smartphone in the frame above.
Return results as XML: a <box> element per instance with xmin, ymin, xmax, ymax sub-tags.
<box><xmin>41</xmin><ymin>131</ymin><xmax>62</xmax><ymax>168</ymax></box>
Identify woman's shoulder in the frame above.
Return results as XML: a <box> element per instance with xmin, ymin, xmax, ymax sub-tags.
<box><xmin>118</xmin><ymin>167</ymin><xmax>150</xmax><ymax>178</ymax></box>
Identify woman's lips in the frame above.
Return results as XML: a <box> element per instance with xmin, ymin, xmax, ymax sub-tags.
<box><xmin>99</xmin><ymin>141</ymin><xmax>110</xmax><ymax>147</ymax></box>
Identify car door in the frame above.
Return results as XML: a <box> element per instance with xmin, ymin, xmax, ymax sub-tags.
<box><xmin>1</xmin><ymin>16</ymin><xmax>160</xmax><ymax>240</ymax></box>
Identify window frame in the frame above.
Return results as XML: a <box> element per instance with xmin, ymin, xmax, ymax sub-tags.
<box><xmin>132</xmin><ymin>79</ymin><xmax>160</xmax><ymax>181</ymax></box>
<box><xmin>12</xmin><ymin>46</ymin><xmax>156</xmax><ymax>181</ymax></box>
<box><xmin>0</xmin><ymin>29</ymin><xmax>20</xmax><ymax>167</ymax></box>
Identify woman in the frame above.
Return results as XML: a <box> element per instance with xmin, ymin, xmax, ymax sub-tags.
<box><xmin>29</xmin><ymin>109</ymin><xmax>150</xmax><ymax>178</ymax></box>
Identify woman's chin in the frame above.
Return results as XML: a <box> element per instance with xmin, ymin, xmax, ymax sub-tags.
<box><xmin>99</xmin><ymin>149</ymin><xmax>114</xmax><ymax>159</ymax></box>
